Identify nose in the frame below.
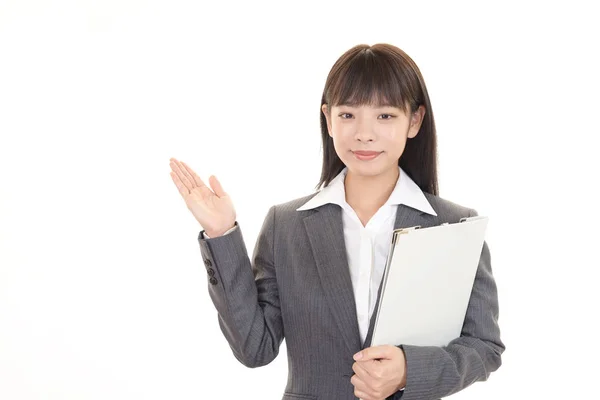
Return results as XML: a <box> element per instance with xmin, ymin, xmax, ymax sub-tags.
<box><xmin>354</xmin><ymin>118</ymin><xmax>376</xmax><ymax>142</ymax></box>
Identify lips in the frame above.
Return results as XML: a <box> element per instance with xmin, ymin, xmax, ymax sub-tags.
<box><xmin>353</xmin><ymin>150</ymin><xmax>382</xmax><ymax>161</ymax></box>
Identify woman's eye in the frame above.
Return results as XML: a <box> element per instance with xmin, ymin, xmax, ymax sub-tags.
<box><xmin>338</xmin><ymin>113</ymin><xmax>394</xmax><ymax>119</ymax></box>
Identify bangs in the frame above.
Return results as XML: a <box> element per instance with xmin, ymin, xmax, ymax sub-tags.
<box><xmin>326</xmin><ymin>49</ymin><xmax>412</xmax><ymax>112</ymax></box>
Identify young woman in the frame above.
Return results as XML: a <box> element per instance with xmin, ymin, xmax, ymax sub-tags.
<box><xmin>169</xmin><ymin>43</ymin><xmax>505</xmax><ymax>400</ymax></box>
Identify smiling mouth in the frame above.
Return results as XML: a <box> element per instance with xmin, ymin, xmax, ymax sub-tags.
<box><xmin>352</xmin><ymin>151</ymin><xmax>382</xmax><ymax>161</ymax></box>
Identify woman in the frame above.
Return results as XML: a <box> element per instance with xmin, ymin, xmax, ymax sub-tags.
<box><xmin>169</xmin><ymin>43</ymin><xmax>505</xmax><ymax>400</ymax></box>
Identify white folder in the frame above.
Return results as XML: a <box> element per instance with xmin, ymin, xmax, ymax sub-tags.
<box><xmin>370</xmin><ymin>215</ymin><xmax>489</xmax><ymax>347</ymax></box>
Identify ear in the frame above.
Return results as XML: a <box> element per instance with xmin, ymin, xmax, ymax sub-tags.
<box><xmin>407</xmin><ymin>105</ymin><xmax>426</xmax><ymax>139</ymax></box>
<box><xmin>321</xmin><ymin>103</ymin><xmax>333</xmax><ymax>137</ymax></box>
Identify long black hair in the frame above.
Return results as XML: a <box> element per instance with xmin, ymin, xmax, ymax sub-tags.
<box><xmin>317</xmin><ymin>43</ymin><xmax>439</xmax><ymax>196</ymax></box>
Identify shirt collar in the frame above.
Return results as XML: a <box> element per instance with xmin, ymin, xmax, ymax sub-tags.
<box><xmin>296</xmin><ymin>166</ymin><xmax>437</xmax><ymax>216</ymax></box>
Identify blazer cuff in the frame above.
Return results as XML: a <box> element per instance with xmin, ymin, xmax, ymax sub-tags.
<box><xmin>200</xmin><ymin>223</ymin><xmax>238</xmax><ymax>239</ymax></box>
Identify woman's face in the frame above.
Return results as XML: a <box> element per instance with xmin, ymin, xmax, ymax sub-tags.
<box><xmin>321</xmin><ymin>103</ymin><xmax>425</xmax><ymax>178</ymax></box>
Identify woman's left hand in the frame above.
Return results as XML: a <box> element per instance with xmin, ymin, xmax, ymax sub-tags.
<box><xmin>350</xmin><ymin>345</ymin><xmax>407</xmax><ymax>400</ymax></box>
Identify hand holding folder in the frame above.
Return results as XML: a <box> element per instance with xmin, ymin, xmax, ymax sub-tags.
<box><xmin>371</xmin><ymin>215</ymin><xmax>489</xmax><ymax>347</ymax></box>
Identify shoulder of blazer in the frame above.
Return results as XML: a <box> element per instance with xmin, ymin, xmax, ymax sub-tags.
<box><xmin>422</xmin><ymin>192</ymin><xmax>478</xmax><ymax>221</ymax></box>
<box><xmin>273</xmin><ymin>192</ymin><xmax>321</xmax><ymax>214</ymax></box>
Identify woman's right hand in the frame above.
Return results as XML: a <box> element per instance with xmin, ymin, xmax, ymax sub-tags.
<box><xmin>169</xmin><ymin>157</ymin><xmax>236</xmax><ymax>237</ymax></box>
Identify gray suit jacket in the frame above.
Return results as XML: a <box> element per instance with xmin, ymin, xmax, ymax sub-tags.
<box><xmin>198</xmin><ymin>192</ymin><xmax>505</xmax><ymax>400</ymax></box>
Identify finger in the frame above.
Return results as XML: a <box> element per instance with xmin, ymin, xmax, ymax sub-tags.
<box><xmin>351</xmin><ymin>374</ymin><xmax>373</xmax><ymax>400</ymax></box>
<box><xmin>353</xmin><ymin>361</ymin><xmax>376</xmax><ymax>380</ymax></box>
<box><xmin>354</xmin><ymin>391</ymin><xmax>371</xmax><ymax>400</ymax></box>
<box><xmin>358</xmin><ymin>358</ymin><xmax>385</xmax><ymax>376</ymax></box>
<box><xmin>180</xmin><ymin>160</ymin><xmax>208</xmax><ymax>189</ymax></box>
<box><xmin>354</xmin><ymin>345</ymin><xmax>394</xmax><ymax>361</ymax></box>
<box><xmin>170</xmin><ymin>171</ymin><xmax>190</xmax><ymax>197</ymax></box>
<box><xmin>169</xmin><ymin>159</ymin><xmax>194</xmax><ymax>192</ymax></box>
<box><xmin>208</xmin><ymin>175</ymin><xmax>227</xmax><ymax>198</ymax></box>
<box><xmin>351</xmin><ymin>374</ymin><xmax>368</xmax><ymax>392</ymax></box>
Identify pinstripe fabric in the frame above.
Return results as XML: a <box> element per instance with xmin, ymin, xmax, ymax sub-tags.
<box><xmin>198</xmin><ymin>192</ymin><xmax>504</xmax><ymax>400</ymax></box>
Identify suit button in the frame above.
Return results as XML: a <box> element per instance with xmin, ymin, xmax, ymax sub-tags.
<box><xmin>207</xmin><ymin>268</ymin><xmax>215</xmax><ymax>276</ymax></box>
<box><xmin>204</xmin><ymin>259</ymin><xmax>212</xmax><ymax>267</ymax></box>
<box><xmin>209</xmin><ymin>277</ymin><xmax>218</xmax><ymax>285</ymax></box>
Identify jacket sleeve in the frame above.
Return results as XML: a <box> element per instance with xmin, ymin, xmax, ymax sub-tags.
<box><xmin>395</xmin><ymin>208</ymin><xmax>505</xmax><ymax>400</ymax></box>
<box><xmin>197</xmin><ymin>205</ymin><xmax>283</xmax><ymax>368</ymax></box>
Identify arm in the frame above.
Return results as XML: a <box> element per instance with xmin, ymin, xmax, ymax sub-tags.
<box><xmin>198</xmin><ymin>205</ymin><xmax>283</xmax><ymax>368</ymax></box>
<box><xmin>394</xmin><ymin>208</ymin><xmax>505</xmax><ymax>400</ymax></box>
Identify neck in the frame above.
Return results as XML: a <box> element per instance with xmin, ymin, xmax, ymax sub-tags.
<box><xmin>344</xmin><ymin>166</ymin><xmax>399</xmax><ymax>212</ymax></box>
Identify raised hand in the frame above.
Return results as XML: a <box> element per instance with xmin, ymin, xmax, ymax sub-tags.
<box><xmin>169</xmin><ymin>157</ymin><xmax>236</xmax><ymax>237</ymax></box>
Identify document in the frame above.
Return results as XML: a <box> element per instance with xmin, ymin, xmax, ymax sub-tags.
<box><xmin>370</xmin><ymin>215</ymin><xmax>489</xmax><ymax>347</ymax></box>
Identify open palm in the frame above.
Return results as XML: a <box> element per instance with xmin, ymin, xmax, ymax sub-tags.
<box><xmin>169</xmin><ymin>157</ymin><xmax>236</xmax><ymax>237</ymax></box>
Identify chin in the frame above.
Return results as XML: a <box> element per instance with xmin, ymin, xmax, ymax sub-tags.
<box><xmin>346</xmin><ymin>158</ymin><xmax>398</xmax><ymax>176</ymax></box>
<box><xmin>346</xmin><ymin>162</ymin><xmax>386</xmax><ymax>176</ymax></box>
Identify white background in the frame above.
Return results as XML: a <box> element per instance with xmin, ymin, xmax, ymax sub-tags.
<box><xmin>1</xmin><ymin>1</ymin><xmax>598</xmax><ymax>399</ymax></box>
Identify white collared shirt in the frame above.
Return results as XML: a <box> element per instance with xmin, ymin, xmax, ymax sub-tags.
<box><xmin>296</xmin><ymin>166</ymin><xmax>437</xmax><ymax>344</ymax></box>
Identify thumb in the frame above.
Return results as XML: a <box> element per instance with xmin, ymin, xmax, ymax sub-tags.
<box><xmin>353</xmin><ymin>345</ymin><xmax>395</xmax><ymax>361</ymax></box>
<box><xmin>209</xmin><ymin>175</ymin><xmax>227</xmax><ymax>198</ymax></box>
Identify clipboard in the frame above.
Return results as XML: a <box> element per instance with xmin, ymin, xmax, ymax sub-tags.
<box><xmin>370</xmin><ymin>215</ymin><xmax>489</xmax><ymax>347</ymax></box>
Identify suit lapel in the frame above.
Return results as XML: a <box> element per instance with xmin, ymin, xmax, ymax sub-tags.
<box><xmin>303</xmin><ymin>204</ymin><xmax>362</xmax><ymax>355</ymax></box>
<box><xmin>392</xmin><ymin>203</ymin><xmax>435</xmax><ymax>232</ymax></box>
<box><xmin>302</xmin><ymin>202</ymin><xmax>438</xmax><ymax>354</ymax></box>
